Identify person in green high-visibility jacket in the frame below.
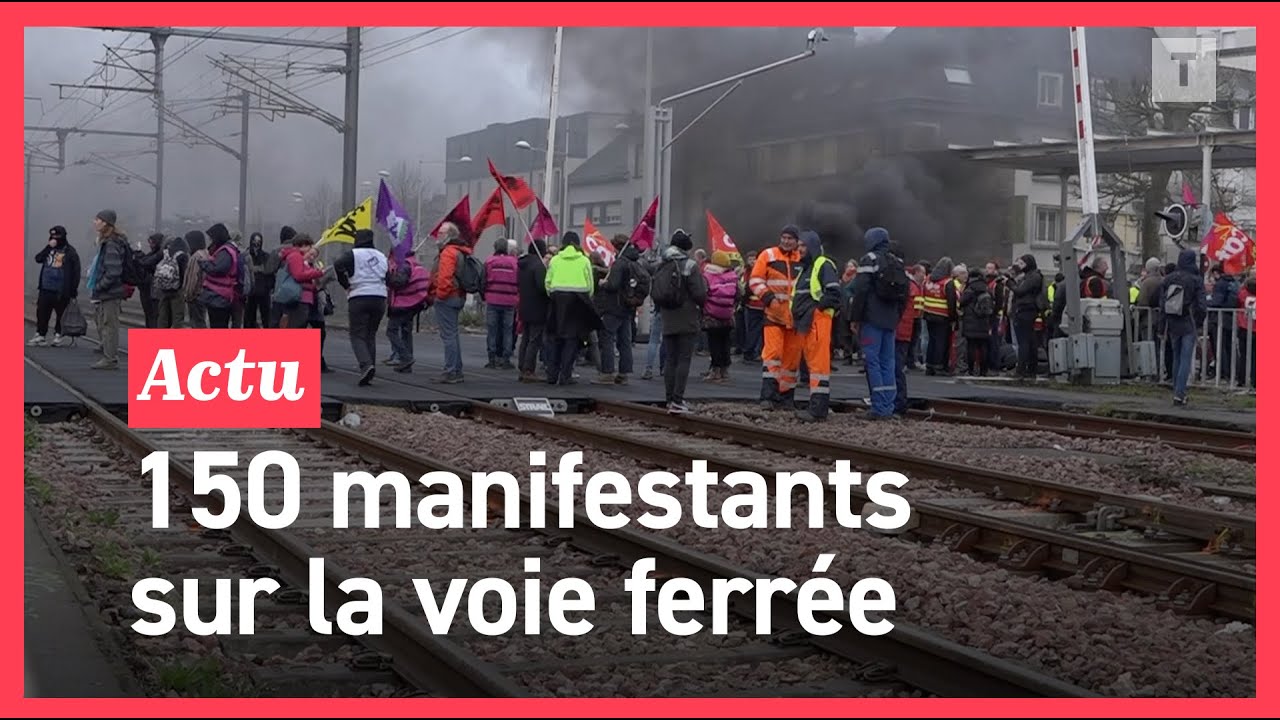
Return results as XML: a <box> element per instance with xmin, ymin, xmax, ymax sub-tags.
<box><xmin>544</xmin><ymin>231</ymin><xmax>603</xmax><ymax>385</ymax></box>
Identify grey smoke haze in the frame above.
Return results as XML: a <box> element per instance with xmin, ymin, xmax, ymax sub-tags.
<box><xmin>23</xmin><ymin>26</ymin><xmax>551</xmax><ymax>264</ymax></box>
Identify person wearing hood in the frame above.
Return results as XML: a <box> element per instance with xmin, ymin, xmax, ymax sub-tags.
<box><xmin>652</xmin><ymin>229</ymin><xmax>708</xmax><ymax>413</ymax></box>
<box><xmin>182</xmin><ymin>229</ymin><xmax>209</xmax><ymax>328</ymax></box>
<box><xmin>595</xmin><ymin>234</ymin><xmax>644</xmax><ymax>385</ymax></box>
<box><xmin>517</xmin><ymin>239</ymin><xmax>551</xmax><ymax>382</ymax></box>
<box><xmin>1160</xmin><ymin>249</ymin><xmax>1208</xmax><ymax>405</ymax></box>
<box><xmin>790</xmin><ymin>230</ymin><xmax>842</xmax><ymax>421</ymax></box>
<box><xmin>1009</xmin><ymin>253</ymin><xmax>1046</xmax><ymax>378</ymax></box>
<box><xmin>920</xmin><ymin>256</ymin><xmax>954</xmax><ymax>375</ymax></box>
<box><xmin>135</xmin><ymin>232</ymin><xmax>166</xmax><ymax>328</ymax></box>
<box><xmin>150</xmin><ymin>234</ymin><xmax>189</xmax><ymax>328</ymax></box>
<box><xmin>749</xmin><ymin>224</ymin><xmax>805</xmax><ymax>409</ymax></box>
<box><xmin>87</xmin><ymin>209</ymin><xmax>131</xmax><ymax>369</ymax></box>
<box><xmin>700</xmin><ymin>249</ymin><xmax>741</xmax><ymax>384</ymax></box>
<box><xmin>244</xmin><ymin>231</ymin><xmax>277</xmax><ymax>328</ymax></box>
<box><xmin>544</xmin><ymin>231</ymin><xmax>603</xmax><ymax>386</ymax></box>
<box><xmin>195</xmin><ymin>222</ymin><xmax>242</xmax><ymax>328</ymax></box>
<box><xmin>333</xmin><ymin>228</ymin><xmax>388</xmax><ymax>385</ymax></box>
<box><xmin>29</xmin><ymin>225</ymin><xmax>81</xmax><ymax>346</ymax></box>
<box><xmin>431</xmin><ymin>222</ymin><xmax>472</xmax><ymax>383</ymax></box>
<box><xmin>849</xmin><ymin>227</ymin><xmax>908</xmax><ymax>420</ymax></box>
<box><xmin>959</xmin><ymin>270</ymin><xmax>995</xmax><ymax>376</ymax></box>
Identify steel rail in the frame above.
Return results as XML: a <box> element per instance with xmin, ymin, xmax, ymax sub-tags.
<box><xmin>595</xmin><ymin>401</ymin><xmax>1255</xmax><ymax>553</ymax></box>
<box><xmin>906</xmin><ymin>398</ymin><xmax>1255</xmax><ymax>462</ymax></box>
<box><xmin>312</xmin><ymin>411</ymin><xmax>1096</xmax><ymax>698</ymax></box>
<box><xmin>23</xmin><ymin>356</ymin><xmax>527</xmax><ymax>698</ymax></box>
<box><xmin>466</xmin><ymin>401</ymin><xmax>1254</xmax><ymax>624</ymax></box>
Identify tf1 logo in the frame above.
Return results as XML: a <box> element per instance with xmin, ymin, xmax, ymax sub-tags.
<box><xmin>127</xmin><ymin>330</ymin><xmax>321</xmax><ymax>429</ymax></box>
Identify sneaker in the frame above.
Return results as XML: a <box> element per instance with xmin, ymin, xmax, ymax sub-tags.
<box><xmin>641</xmin><ymin>369</ymin><xmax>654</xmax><ymax>380</ymax></box>
<box><xmin>394</xmin><ymin>362</ymin><xmax>414</xmax><ymax>374</ymax></box>
<box><xmin>667</xmin><ymin>401</ymin><xmax>691</xmax><ymax>415</ymax></box>
<box><xmin>358</xmin><ymin>366</ymin><xmax>376</xmax><ymax>386</ymax></box>
<box><xmin>615</xmin><ymin>374</ymin><xmax>629</xmax><ymax>385</ymax></box>
<box><xmin>438</xmin><ymin>373</ymin><xmax>464</xmax><ymax>384</ymax></box>
<box><xmin>50</xmin><ymin>334</ymin><xmax>64</xmax><ymax>347</ymax></box>
<box><xmin>90</xmin><ymin>358</ymin><xmax>118</xmax><ymax>370</ymax></box>
<box><xmin>27</xmin><ymin>334</ymin><xmax>46</xmax><ymax>346</ymax></box>
<box><xmin>591</xmin><ymin>373</ymin><xmax>615</xmax><ymax>385</ymax></box>
<box><xmin>383</xmin><ymin>356</ymin><xmax>401</xmax><ymax>365</ymax></box>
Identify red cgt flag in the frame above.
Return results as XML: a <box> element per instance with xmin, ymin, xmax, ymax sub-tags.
<box><xmin>1201</xmin><ymin>212</ymin><xmax>1256</xmax><ymax>276</ymax></box>
<box><xmin>583</xmin><ymin>218</ymin><xmax>616</xmax><ymax>266</ymax></box>
<box><xmin>472</xmin><ymin>186</ymin><xmax>507</xmax><ymax>241</ymax></box>
<box><xmin>629</xmin><ymin>195</ymin><xmax>659</xmax><ymax>251</ymax></box>
<box><xmin>488</xmin><ymin>159</ymin><xmax>536</xmax><ymax>210</ymax></box>
<box><xmin>705</xmin><ymin>210</ymin><xmax>742</xmax><ymax>264</ymax></box>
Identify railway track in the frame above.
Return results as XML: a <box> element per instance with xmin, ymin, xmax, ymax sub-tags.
<box><xmin>903</xmin><ymin>398</ymin><xmax>1255</xmax><ymax>463</ymax></box>
<box><xmin>464</xmin><ymin>400</ymin><xmax>1256</xmax><ymax>624</ymax></box>
<box><xmin>24</xmin><ymin>355</ymin><xmax>1091</xmax><ymax>698</ymax></box>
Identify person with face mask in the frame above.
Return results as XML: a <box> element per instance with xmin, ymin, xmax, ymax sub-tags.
<box><xmin>244</xmin><ymin>231</ymin><xmax>277</xmax><ymax>328</ymax></box>
<box><xmin>749</xmin><ymin>225</ymin><xmax>805</xmax><ymax>410</ymax></box>
<box><xmin>29</xmin><ymin>225</ymin><xmax>81</xmax><ymax>346</ymax></box>
<box><xmin>1009</xmin><ymin>254</ymin><xmax>1046</xmax><ymax>378</ymax></box>
<box><xmin>135</xmin><ymin>233</ymin><xmax>166</xmax><ymax>328</ymax></box>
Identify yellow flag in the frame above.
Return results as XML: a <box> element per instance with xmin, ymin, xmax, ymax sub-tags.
<box><xmin>317</xmin><ymin>196</ymin><xmax>374</xmax><ymax>246</ymax></box>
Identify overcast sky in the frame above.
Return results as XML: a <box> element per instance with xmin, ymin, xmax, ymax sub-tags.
<box><xmin>24</xmin><ymin>26</ymin><xmax>567</xmax><ymax>245</ymax></box>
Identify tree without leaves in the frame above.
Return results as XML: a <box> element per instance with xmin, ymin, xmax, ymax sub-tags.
<box><xmin>1092</xmin><ymin>65</ymin><xmax>1253</xmax><ymax>258</ymax></box>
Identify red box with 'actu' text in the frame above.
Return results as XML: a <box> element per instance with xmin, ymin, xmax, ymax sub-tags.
<box><xmin>127</xmin><ymin>329</ymin><xmax>322</xmax><ymax>429</ymax></box>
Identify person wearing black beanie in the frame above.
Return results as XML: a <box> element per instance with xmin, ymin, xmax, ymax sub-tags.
<box><xmin>194</xmin><ymin>223</ymin><xmax>242</xmax><ymax>328</ymax></box>
<box><xmin>749</xmin><ymin>223</ymin><xmax>805</xmax><ymax>410</ymax></box>
<box><xmin>29</xmin><ymin>225</ymin><xmax>80</xmax><ymax>346</ymax></box>
<box><xmin>516</xmin><ymin>238</ymin><xmax>552</xmax><ymax>381</ymax></box>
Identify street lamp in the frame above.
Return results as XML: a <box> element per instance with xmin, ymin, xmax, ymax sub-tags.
<box><xmin>515</xmin><ymin>139</ymin><xmax>569</xmax><ymax>229</ymax></box>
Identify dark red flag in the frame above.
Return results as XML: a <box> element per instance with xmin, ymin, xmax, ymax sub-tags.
<box><xmin>472</xmin><ymin>186</ymin><xmax>507</xmax><ymax>243</ymax></box>
<box><xmin>428</xmin><ymin>195</ymin><xmax>474</xmax><ymax>245</ymax></box>
<box><xmin>488</xmin><ymin>158</ymin><xmax>536</xmax><ymax>210</ymax></box>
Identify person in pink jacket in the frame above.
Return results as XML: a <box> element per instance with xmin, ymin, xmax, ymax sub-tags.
<box><xmin>701</xmin><ymin>250</ymin><xmax>741</xmax><ymax>382</ymax></box>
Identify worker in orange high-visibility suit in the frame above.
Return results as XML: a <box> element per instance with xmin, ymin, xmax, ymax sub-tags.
<box><xmin>749</xmin><ymin>225</ymin><xmax>805</xmax><ymax>409</ymax></box>
<box><xmin>792</xmin><ymin>230</ymin><xmax>843</xmax><ymax>422</ymax></box>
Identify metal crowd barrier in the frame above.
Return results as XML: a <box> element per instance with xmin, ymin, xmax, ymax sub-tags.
<box><xmin>1127</xmin><ymin>304</ymin><xmax>1255</xmax><ymax>391</ymax></box>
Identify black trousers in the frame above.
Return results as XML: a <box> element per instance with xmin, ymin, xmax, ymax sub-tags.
<box><xmin>925</xmin><ymin>316</ymin><xmax>951</xmax><ymax>371</ymax></box>
<box><xmin>35</xmin><ymin>291</ymin><xmax>68</xmax><ymax>336</ymax></box>
<box><xmin>706</xmin><ymin>327</ymin><xmax>732</xmax><ymax>369</ymax></box>
<box><xmin>207</xmin><ymin>305</ymin><xmax>233</xmax><ymax>328</ymax></box>
<box><xmin>662</xmin><ymin>332</ymin><xmax>698</xmax><ymax>403</ymax></box>
<box><xmin>1012</xmin><ymin>312</ymin><xmax>1038</xmax><ymax>376</ymax></box>
<box><xmin>546</xmin><ymin>336</ymin><xmax>580</xmax><ymax>384</ymax></box>
<box><xmin>519</xmin><ymin>323</ymin><xmax>546</xmax><ymax>374</ymax></box>
<box><xmin>139</xmin><ymin>286</ymin><xmax>159</xmax><ymax>328</ymax></box>
<box><xmin>348</xmin><ymin>296</ymin><xmax>387</xmax><ymax>370</ymax></box>
<box><xmin>245</xmin><ymin>294</ymin><xmax>271</xmax><ymax>328</ymax></box>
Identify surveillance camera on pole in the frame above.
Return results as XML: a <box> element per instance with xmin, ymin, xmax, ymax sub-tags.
<box><xmin>1154</xmin><ymin>203</ymin><xmax>1188</xmax><ymax>240</ymax></box>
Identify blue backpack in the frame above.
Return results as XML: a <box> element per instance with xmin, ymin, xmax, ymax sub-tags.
<box><xmin>272</xmin><ymin>263</ymin><xmax>303</xmax><ymax>306</ymax></box>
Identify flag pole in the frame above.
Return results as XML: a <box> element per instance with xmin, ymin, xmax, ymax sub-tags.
<box><xmin>544</xmin><ymin>27</ymin><xmax>564</xmax><ymax>207</ymax></box>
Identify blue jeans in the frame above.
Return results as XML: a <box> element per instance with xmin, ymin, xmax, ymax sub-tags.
<box><xmin>645</xmin><ymin>308</ymin><xmax>664</xmax><ymax>372</ymax></box>
<box><xmin>437</xmin><ymin>296</ymin><xmax>465</xmax><ymax>375</ymax></box>
<box><xmin>861</xmin><ymin>325</ymin><xmax>897</xmax><ymax>417</ymax></box>
<box><xmin>486</xmin><ymin>305</ymin><xmax>515</xmax><ymax>362</ymax></box>
<box><xmin>1171</xmin><ymin>332</ymin><xmax>1196</xmax><ymax>400</ymax></box>
<box><xmin>600</xmin><ymin>312</ymin><xmax>634</xmax><ymax>375</ymax></box>
<box><xmin>386</xmin><ymin>310</ymin><xmax>416</xmax><ymax>365</ymax></box>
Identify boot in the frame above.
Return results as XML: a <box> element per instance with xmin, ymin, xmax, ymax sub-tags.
<box><xmin>716</xmin><ymin>366</ymin><xmax>729</xmax><ymax>383</ymax></box>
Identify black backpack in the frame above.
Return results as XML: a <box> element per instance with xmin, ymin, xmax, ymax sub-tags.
<box><xmin>622</xmin><ymin>260</ymin><xmax>652</xmax><ymax>308</ymax></box>
<box><xmin>972</xmin><ymin>291</ymin><xmax>995</xmax><ymax>318</ymax></box>
<box><xmin>454</xmin><ymin>251</ymin><xmax>484</xmax><ymax>295</ymax></box>
<box><xmin>874</xmin><ymin>251</ymin><xmax>909</xmax><ymax>302</ymax></box>
<box><xmin>649</xmin><ymin>258</ymin><xmax>688</xmax><ymax>310</ymax></box>
<box><xmin>119</xmin><ymin>239</ymin><xmax>144</xmax><ymax>287</ymax></box>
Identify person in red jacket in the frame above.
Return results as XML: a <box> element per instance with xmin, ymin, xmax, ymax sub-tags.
<box><xmin>431</xmin><ymin>222</ymin><xmax>473</xmax><ymax>383</ymax></box>
<box><xmin>893</xmin><ymin>253</ymin><xmax>922</xmax><ymax>415</ymax></box>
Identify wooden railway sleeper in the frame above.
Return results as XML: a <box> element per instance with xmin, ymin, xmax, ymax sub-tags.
<box><xmin>1156</xmin><ymin>577</ymin><xmax>1218</xmax><ymax>617</ymax></box>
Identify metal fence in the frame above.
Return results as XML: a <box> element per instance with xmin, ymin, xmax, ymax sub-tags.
<box><xmin>1129</xmin><ymin>304</ymin><xmax>1256</xmax><ymax>390</ymax></box>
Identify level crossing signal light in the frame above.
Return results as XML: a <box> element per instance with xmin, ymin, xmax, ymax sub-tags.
<box><xmin>1155</xmin><ymin>204</ymin><xmax>1188</xmax><ymax>240</ymax></box>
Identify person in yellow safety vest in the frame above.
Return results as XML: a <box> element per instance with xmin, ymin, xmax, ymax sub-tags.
<box><xmin>749</xmin><ymin>225</ymin><xmax>805</xmax><ymax>410</ymax></box>
<box><xmin>544</xmin><ymin>231</ymin><xmax>603</xmax><ymax>386</ymax></box>
<box><xmin>921</xmin><ymin>257</ymin><xmax>953</xmax><ymax>375</ymax></box>
<box><xmin>791</xmin><ymin>230</ymin><xmax>842</xmax><ymax>422</ymax></box>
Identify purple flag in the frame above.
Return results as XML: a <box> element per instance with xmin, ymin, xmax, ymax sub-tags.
<box><xmin>376</xmin><ymin>179</ymin><xmax>415</xmax><ymax>264</ymax></box>
<box><xmin>525</xmin><ymin>196</ymin><xmax>559</xmax><ymax>245</ymax></box>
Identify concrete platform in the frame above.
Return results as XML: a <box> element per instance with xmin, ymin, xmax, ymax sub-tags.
<box><xmin>24</xmin><ymin>361</ymin><xmax>86</xmax><ymax>424</ymax></box>
<box><xmin>30</xmin><ymin>307</ymin><xmax>1256</xmax><ymax>432</ymax></box>
<box><xmin>25</xmin><ymin>503</ymin><xmax>134</xmax><ymax>697</ymax></box>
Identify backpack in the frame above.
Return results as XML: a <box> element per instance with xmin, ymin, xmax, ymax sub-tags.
<box><xmin>61</xmin><ymin>300</ymin><xmax>88</xmax><ymax>339</ymax></box>
<box><xmin>1163</xmin><ymin>283</ymin><xmax>1186</xmax><ymax>317</ymax></box>
<box><xmin>272</xmin><ymin>263</ymin><xmax>303</xmax><ymax>306</ymax></box>
<box><xmin>873</xmin><ymin>252</ymin><xmax>909</xmax><ymax>302</ymax></box>
<box><xmin>454</xmin><ymin>250</ymin><xmax>484</xmax><ymax>295</ymax></box>
<box><xmin>118</xmin><ymin>239</ymin><xmax>143</xmax><ymax>287</ymax></box>
<box><xmin>650</xmin><ymin>258</ymin><xmax>689</xmax><ymax>310</ymax></box>
<box><xmin>622</xmin><ymin>260</ymin><xmax>651</xmax><ymax>308</ymax></box>
<box><xmin>182</xmin><ymin>254</ymin><xmax>205</xmax><ymax>302</ymax></box>
<box><xmin>153</xmin><ymin>250</ymin><xmax>182</xmax><ymax>293</ymax></box>
<box><xmin>231</xmin><ymin>246</ymin><xmax>252</xmax><ymax>300</ymax></box>
<box><xmin>973</xmin><ymin>291</ymin><xmax>995</xmax><ymax>318</ymax></box>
